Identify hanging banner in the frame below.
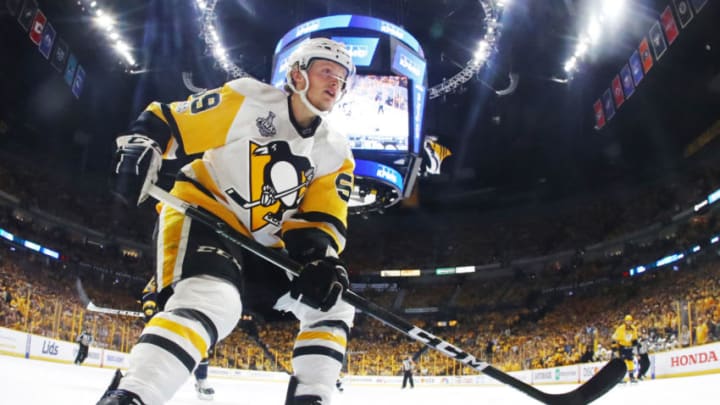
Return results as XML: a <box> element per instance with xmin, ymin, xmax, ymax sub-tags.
<box><xmin>593</xmin><ymin>99</ymin><xmax>606</xmax><ymax>129</ymax></box>
<box><xmin>639</xmin><ymin>37</ymin><xmax>654</xmax><ymax>73</ymax></box>
<box><xmin>673</xmin><ymin>0</ymin><xmax>694</xmax><ymax>27</ymax></box>
<box><xmin>601</xmin><ymin>89</ymin><xmax>615</xmax><ymax>122</ymax></box>
<box><xmin>38</xmin><ymin>22</ymin><xmax>56</xmax><ymax>59</ymax></box>
<box><xmin>64</xmin><ymin>53</ymin><xmax>78</xmax><ymax>86</ymax></box>
<box><xmin>16</xmin><ymin>0</ymin><xmax>37</xmax><ymax>31</ymax></box>
<box><xmin>611</xmin><ymin>75</ymin><xmax>625</xmax><ymax>109</ymax></box>
<box><xmin>71</xmin><ymin>65</ymin><xmax>86</xmax><ymax>99</ymax></box>
<box><xmin>620</xmin><ymin>64</ymin><xmax>635</xmax><ymax>99</ymax></box>
<box><xmin>660</xmin><ymin>6</ymin><xmax>679</xmax><ymax>45</ymax></box>
<box><xmin>649</xmin><ymin>22</ymin><xmax>667</xmax><ymax>60</ymax></box>
<box><xmin>50</xmin><ymin>38</ymin><xmax>69</xmax><ymax>72</ymax></box>
<box><xmin>28</xmin><ymin>8</ymin><xmax>46</xmax><ymax>45</ymax></box>
<box><xmin>629</xmin><ymin>50</ymin><xmax>644</xmax><ymax>86</ymax></box>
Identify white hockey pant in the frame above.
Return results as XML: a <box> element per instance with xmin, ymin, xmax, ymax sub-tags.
<box><xmin>119</xmin><ymin>275</ymin><xmax>242</xmax><ymax>405</ymax></box>
<box><xmin>276</xmin><ymin>293</ymin><xmax>355</xmax><ymax>404</ymax></box>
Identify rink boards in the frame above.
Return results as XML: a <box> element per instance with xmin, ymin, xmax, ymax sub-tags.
<box><xmin>2</xmin><ymin>326</ymin><xmax>719</xmax><ymax>385</ymax></box>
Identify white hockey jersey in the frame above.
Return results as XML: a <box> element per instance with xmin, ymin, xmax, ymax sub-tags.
<box><xmin>136</xmin><ymin>78</ymin><xmax>355</xmax><ymax>252</ymax></box>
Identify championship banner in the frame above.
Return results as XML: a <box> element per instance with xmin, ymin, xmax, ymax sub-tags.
<box><xmin>620</xmin><ymin>64</ymin><xmax>635</xmax><ymax>99</ymax></box>
<box><xmin>50</xmin><ymin>38</ymin><xmax>69</xmax><ymax>72</ymax></box>
<box><xmin>593</xmin><ymin>99</ymin><xmax>605</xmax><ymax>129</ymax></box>
<box><xmin>64</xmin><ymin>53</ymin><xmax>78</xmax><ymax>86</ymax></box>
<box><xmin>16</xmin><ymin>0</ymin><xmax>37</xmax><ymax>31</ymax></box>
<box><xmin>629</xmin><ymin>50</ymin><xmax>644</xmax><ymax>86</ymax></box>
<box><xmin>72</xmin><ymin>65</ymin><xmax>86</xmax><ymax>99</ymax></box>
<box><xmin>6</xmin><ymin>0</ymin><xmax>22</xmax><ymax>16</ymax></box>
<box><xmin>38</xmin><ymin>22</ymin><xmax>56</xmax><ymax>59</ymax></box>
<box><xmin>673</xmin><ymin>0</ymin><xmax>694</xmax><ymax>27</ymax></box>
<box><xmin>649</xmin><ymin>21</ymin><xmax>668</xmax><ymax>60</ymax></box>
<box><xmin>638</xmin><ymin>37</ymin><xmax>654</xmax><ymax>73</ymax></box>
<box><xmin>611</xmin><ymin>75</ymin><xmax>624</xmax><ymax>109</ymax></box>
<box><xmin>660</xmin><ymin>6</ymin><xmax>679</xmax><ymax>45</ymax></box>
<box><xmin>601</xmin><ymin>88</ymin><xmax>615</xmax><ymax>122</ymax></box>
<box><xmin>690</xmin><ymin>0</ymin><xmax>707</xmax><ymax>13</ymax></box>
<box><xmin>28</xmin><ymin>8</ymin><xmax>46</xmax><ymax>45</ymax></box>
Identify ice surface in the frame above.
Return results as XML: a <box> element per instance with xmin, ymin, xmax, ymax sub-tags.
<box><xmin>3</xmin><ymin>354</ymin><xmax>716</xmax><ymax>404</ymax></box>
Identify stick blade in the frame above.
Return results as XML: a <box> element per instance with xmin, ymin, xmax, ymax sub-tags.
<box><xmin>550</xmin><ymin>358</ymin><xmax>627</xmax><ymax>405</ymax></box>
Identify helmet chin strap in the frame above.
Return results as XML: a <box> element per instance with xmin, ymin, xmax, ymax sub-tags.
<box><xmin>288</xmin><ymin>70</ymin><xmax>333</xmax><ymax>118</ymax></box>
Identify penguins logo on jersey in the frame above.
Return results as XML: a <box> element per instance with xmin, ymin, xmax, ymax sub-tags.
<box><xmin>256</xmin><ymin>111</ymin><xmax>277</xmax><ymax>137</ymax></box>
<box><xmin>226</xmin><ymin>141</ymin><xmax>314</xmax><ymax>231</ymax></box>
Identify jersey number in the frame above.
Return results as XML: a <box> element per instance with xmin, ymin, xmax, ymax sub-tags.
<box><xmin>335</xmin><ymin>173</ymin><xmax>353</xmax><ymax>202</ymax></box>
<box><xmin>191</xmin><ymin>92</ymin><xmax>221</xmax><ymax>114</ymax></box>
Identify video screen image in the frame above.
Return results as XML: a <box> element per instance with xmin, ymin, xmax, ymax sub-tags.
<box><xmin>328</xmin><ymin>75</ymin><xmax>409</xmax><ymax>152</ymax></box>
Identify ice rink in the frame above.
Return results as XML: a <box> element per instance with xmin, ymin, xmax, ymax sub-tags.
<box><xmin>2</xmin><ymin>354</ymin><xmax>717</xmax><ymax>404</ymax></box>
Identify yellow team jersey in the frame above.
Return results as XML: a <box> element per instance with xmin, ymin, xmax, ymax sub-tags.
<box><xmin>612</xmin><ymin>324</ymin><xmax>638</xmax><ymax>348</ymax></box>
<box><xmin>140</xmin><ymin>78</ymin><xmax>355</xmax><ymax>253</ymax></box>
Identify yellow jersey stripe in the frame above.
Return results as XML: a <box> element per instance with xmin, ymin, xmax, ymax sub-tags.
<box><xmin>297</xmin><ymin>331</ymin><xmax>347</xmax><ymax>348</ymax></box>
<box><xmin>189</xmin><ymin>160</ymin><xmax>227</xmax><ymax>203</ymax></box>
<box><xmin>147</xmin><ymin>316</ymin><xmax>208</xmax><ymax>355</ymax></box>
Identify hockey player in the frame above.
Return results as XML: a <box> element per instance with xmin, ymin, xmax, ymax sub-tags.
<box><xmin>97</xmin><ymin>37</ymin><xmax>356</xmax><ymax>405</ymax></box>
<box><xmin>612</xmin><ymin>314</ymin><xmax>639</xmax><ymax>383</ymax></box>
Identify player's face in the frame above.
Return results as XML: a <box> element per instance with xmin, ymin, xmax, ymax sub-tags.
<box><xmin>306</xmin><ymin>60</ymin><xmax>348</xmax><ymax>112</ymax></box>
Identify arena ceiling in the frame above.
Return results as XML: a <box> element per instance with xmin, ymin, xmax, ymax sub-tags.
<box><xmin>1</xmin><ymin>0</ymin><xmax>719</xmax><ymax>211</ymax></box>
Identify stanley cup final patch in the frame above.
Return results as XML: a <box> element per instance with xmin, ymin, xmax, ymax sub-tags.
<box><xmin>256</xmin><ymin>111</ymin><xmax>277</xmax><ymax>137</ymax></box>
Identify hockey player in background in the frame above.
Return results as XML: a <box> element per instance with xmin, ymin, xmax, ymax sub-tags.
<box><xmin>141</xmin><ymin>277</ymin><xmax>216</xmax><ymax>400</ymax></box>
<box><xmin>612</xmin><ymin>314</ymin><xmax>639</xmax><ymax>383</ymax></box>
<box><xmin>97</xmin><ymin>37</ymin><xmax>356</xmax><ymax>405</ymax></box>
<box><xmin>74</xmin><ymin>329</ymin><xmax>93</xmax><ymax>365</ymax></box>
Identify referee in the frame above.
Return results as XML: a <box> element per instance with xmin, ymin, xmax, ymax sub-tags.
<box><xmin>401</xmin><ymin>356</ymin><xmax>415</xmax><ymax>389</ymax></box>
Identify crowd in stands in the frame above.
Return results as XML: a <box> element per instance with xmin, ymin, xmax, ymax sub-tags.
<box><xmin>2</xmin><ymin>153</ymin><xmax>720</xmax><ymax>280</ymax></box>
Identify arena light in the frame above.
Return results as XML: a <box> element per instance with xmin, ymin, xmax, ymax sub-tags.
<box><xmin>428</xmin><ymin>0</ymin><xmax>505</xmax><ymax>99</ymax></box>
<box><xmin>94</xmin><ymin>14</ymin><xmax>114</xmax><ymax>29</ymax></box>
<box><xmin>562</xmin><ymin>1</ymin><xmax>627</xmax><ymax>80</ymax></box>
<box><xmin>601</xmin><ymin>0</ymin><xmax>625</xmax><ymax>20</ymax></box>
<box><xmin>77</xmin><ymin>1</ymin><xmax>140</xmax><ymax>69</ymax></box>
<box><xmin>197</xmin><ymin>0</ymin><xmax>249</xmax><ymax>78</ymax></box>
<box><xmin>564</xmin><ymin>57</ymin><xmax>577</xmax><ymax>72</ymax></box>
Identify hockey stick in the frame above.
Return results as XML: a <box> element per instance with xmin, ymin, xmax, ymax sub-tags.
<box><xmin>75</xmin><ymin>278</ymin><xmax>144</xmax><ymax>318</ymax></box>
<box><xmin>148</xmin><ymin>184</ymin><xmax>625</xmax><ymax>405</ymax></box>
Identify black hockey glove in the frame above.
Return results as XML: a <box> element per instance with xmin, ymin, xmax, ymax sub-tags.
<box><xmin>111</xmin><ymin>134</ymin><xmax>162</xmax><ymax>206</ymax></box>
<box><xmin>290</xmin><ymin>257</ymin><xmax>349</xmax><ymax>312</ymax></box>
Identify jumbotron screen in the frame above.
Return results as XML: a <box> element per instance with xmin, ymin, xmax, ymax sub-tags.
<box><xmin>328</xmin><ymin>74</ymin><xmax>409</xmax><ymax>152</ymax></box>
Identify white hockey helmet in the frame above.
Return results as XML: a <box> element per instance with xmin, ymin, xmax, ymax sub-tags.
<box><xmin>285</xmin><ymin>37</ymin><xmax>356</xmax><ymax>116</ymax></box>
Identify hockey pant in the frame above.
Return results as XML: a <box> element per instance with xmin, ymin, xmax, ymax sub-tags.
<box><xmin>620</xmin><ymin>347</ymin><xmax>635</xmax><ymax>374</ymax></box>
<box><xmin>276</xmin><ymin>292</ymin><xmax>354</xmax><ymax>404</ymax></box>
